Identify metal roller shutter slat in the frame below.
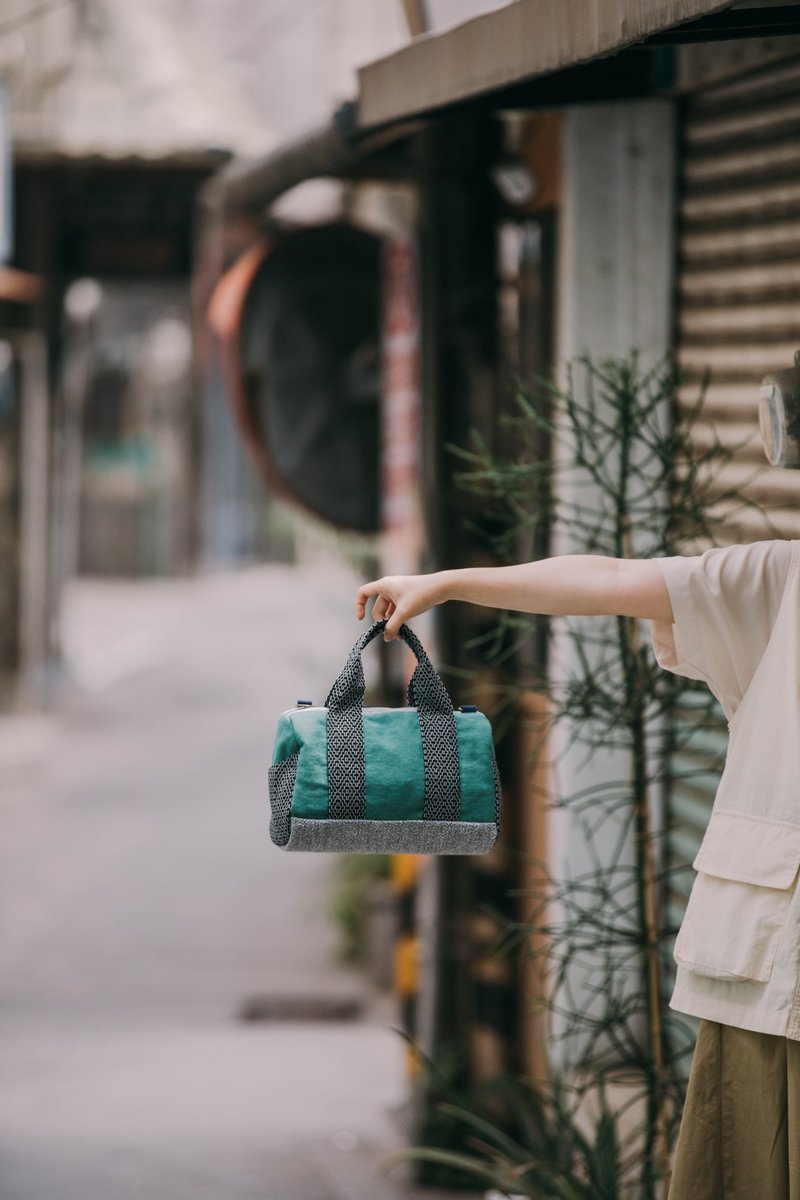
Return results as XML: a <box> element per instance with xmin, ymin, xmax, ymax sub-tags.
<box><xmin>684</xmin><ymin>97</ymin><xmax>800</xmax><ymax>146</ymax></box>
<box><xmin>682</xmin><ymin>218</ymin><xmax>800</xmax><ymax>260</ymax></box>
<box><xmin>683</xmin><ymin>178</ymin><xmax>800</xmax><ymax>222</ymax></box>
<box><xmin>680</xmin><ymin>260</ymin><xmax>800</xmax><ymax>299</ymax></box>
<box><xmin>667</xmin><ymin>58</ymin><xmax>800</xmax><ymax>989</ymax></box>
<box><xmin>679</xmin><ymin>301</ymin><xmax>800</xmax><ymax>336</ymax></box>
<box><xmin>689</xmin><ymin>56</ymin><xmax>800</xmax><ymax>111</ymax></box>
<box><xmin>678</xmin><ymin>341</ymin><xmax>800</xmax><ymax>373</ymax></box>
<box><xmin>685</xmin><ymin>140</ymin><xmax>800</xmax><ymax>187</ymax></box>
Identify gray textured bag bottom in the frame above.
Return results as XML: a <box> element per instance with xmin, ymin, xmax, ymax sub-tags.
<box><xmin>282</xmin><ymin>818</ymin><xmax>497</xmax><ymax>855</ymax></box>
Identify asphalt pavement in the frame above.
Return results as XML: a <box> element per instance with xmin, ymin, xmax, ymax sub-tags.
<box><xmin>0</xmin><ymin>559</ymin><xmax>471</xmax><ymax>1200</ymax></box>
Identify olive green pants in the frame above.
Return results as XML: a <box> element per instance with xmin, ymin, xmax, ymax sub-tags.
<box><xmin>669</xmin><ymin>1018</ymin><xmax>800</xmax><ymax>1200</ymax></box>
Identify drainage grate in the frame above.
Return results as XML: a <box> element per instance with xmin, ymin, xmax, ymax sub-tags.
<box><xmin>237</xmin><ymin>993</ymin><xmax>363</xmax><ymax>1023</ymax></box>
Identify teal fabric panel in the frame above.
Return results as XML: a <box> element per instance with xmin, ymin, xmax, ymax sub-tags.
<box><xmin>285</xmin><ymin>706</ymin><xmax>497</xmax><ymax>824</ymax></box>
<box><xmin>362</xmin><ymin>710</ymin><xmax>425</xmax><ymax>820</ymax></box>
<box><xmin>455</xmin><ymin>711</ymin><xmax>497</xmax><ymax>822</ymax></box>
<box><xmin>272</xmin><ymin>714</ymin><xmax>300</xmax><ymax>764</ymax></box>
<box><xmin>290</xmin><ymin>709</ymin><xmax>330</xmax><ymax>819</ymax></box>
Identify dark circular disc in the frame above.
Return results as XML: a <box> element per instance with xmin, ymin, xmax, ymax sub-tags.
<box><xmin>238</xmin><ymin>223</ymin><xmax>382</xmax><ymax>533</ymax></box>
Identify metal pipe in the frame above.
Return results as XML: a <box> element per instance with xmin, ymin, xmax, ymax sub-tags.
<box><xmin>203</xmin><ymin>104</ymin><xmax>360</xmax><ymax>216</ymax></box>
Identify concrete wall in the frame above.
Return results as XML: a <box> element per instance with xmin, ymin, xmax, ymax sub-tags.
<box><xmin>549</xmin><ymin>99</ymin><xmax>677</xmax><ymax>1065</ymax></box>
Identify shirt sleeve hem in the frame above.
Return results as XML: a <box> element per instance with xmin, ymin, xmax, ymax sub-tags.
<box><xmin>649</xmin><ymin>556</ymin><xmax>712</xmax><ymax>682</ymax></box>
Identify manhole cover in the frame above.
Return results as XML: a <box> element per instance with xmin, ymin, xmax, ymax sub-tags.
<box><xmin>238</xmin><ymin>993</ymin><xmax>363</xmax><ymax>1022</ymax></box>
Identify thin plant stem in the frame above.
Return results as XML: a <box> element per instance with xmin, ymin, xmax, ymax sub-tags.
<box><xmin>404</xmin><ymin>352</ymin><xmax>760</xmax><ymax>1200</ymax></box>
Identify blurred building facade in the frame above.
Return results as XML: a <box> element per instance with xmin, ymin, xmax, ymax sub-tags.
<box><xmin>186</xmin><ymin>0</ymin><xmax>409</xmax><ymax>563</ymax></box>
<box><xmin>0</xmin><ymin>0</ymin><xmax>269</xmax><ymax>703</ymax></box>
<box><xmin>206</xmin><ymin>0</ymin><xmax>800</xmax><ymax>1137</ymax></box>
<box><xmin>0</xmin><ymin>0</ymin><xmax>411</xmax><ymax>704</ymax></box>
<box><xmin>3</xmin><ymin>0</ymin><xmax>800</xmax><ymax>1169</ymax></box>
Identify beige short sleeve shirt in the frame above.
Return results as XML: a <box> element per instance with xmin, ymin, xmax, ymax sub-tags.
<box><xmin>650</xmin><ymin>539</ymin><xmax>800</xmax><ymax>1040</ymax></box>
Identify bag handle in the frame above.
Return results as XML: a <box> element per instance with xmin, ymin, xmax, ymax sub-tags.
<box><xmin>325</xmin><ymin>619</ymin><xmax>453</xmax><ymax>715</ymax></box>
<box><xmin>324</xmin><ymin>619</ymin><xmax>460</xmax><ymax>824</ymax></box>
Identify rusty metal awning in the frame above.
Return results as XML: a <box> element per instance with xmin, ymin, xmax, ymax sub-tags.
<box><xmin>210</xmin><ymin>0</ymin><xmax>800</xmax><ymax>214</ymax></box>
<box><xmin>357</xmin><ymin>0</ymin><xmax>739</xmax><ymax>129</ymax></box>
<box><xmin>0</xmin><ymin>267</ymin><xmax>41</xmax><ymax>305</ymax></box>
<box><xmin>205</xmin><ymin>102</ymin><xmax>421</xmax><ymax>215</ymax></box>
<box><xmin>207</xmin><ymin>107</ymin><xmax>360</xmax><ymax>215</ymax></box>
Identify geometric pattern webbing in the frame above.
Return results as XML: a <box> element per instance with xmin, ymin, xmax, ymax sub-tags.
<box><xmin>325</xmin><ymin>620</ymin><xmax>460</xmax><ymax>822</ymax></box>
<box><xmin>398</xmin><ymin>623</ymin><xmax>460</xmax><ymax>822</ymax></box>
<box><xmin>326</xmin><ymin>699</ymin><xmax>367</xmax><ymax>820</ymax></box>
<box><xmin>268</xmin><ymin>751</ymin><xmax>299</xmax><ymax>846</ymax></box>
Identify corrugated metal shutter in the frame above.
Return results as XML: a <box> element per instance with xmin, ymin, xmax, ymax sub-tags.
<box><xmin>676</xmin><ymin>52</ymin><xmax>800</xmax><ymax>542</ymax></box>
<box><xmin>664</xmin><ymin>691</ymin><xmax>727</xmax><ymax>988</ymax></box>
<box><xmin>666</xmin><ymin>52</ymin><xmax>800</xmax><ymax>1005</ymax></box>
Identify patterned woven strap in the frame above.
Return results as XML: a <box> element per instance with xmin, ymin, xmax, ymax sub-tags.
<box><xmin>325</xmin><ymin>620</ymin><xmax>461</xmax><ymax>823</ymax></box>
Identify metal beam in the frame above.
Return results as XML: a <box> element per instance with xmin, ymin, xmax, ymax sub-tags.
<box><xmin>204</xmin><ymin>103</ymin><xmax>420</xmax><ymax>216</ymax></box>
<box><xmin>205</xmin><ymin>108</ymin><xmax>359</xmax><ymax>215</ymax></box>
<box><xmin>357</xmin><ymin>0</ymin><xmax>738</xmax><ymax>129</ymax></box>
<box><xmin>400</xmin><ymin>0</ymin><xmax>429</xmax><ymax>37</ymax></box>
<box><xmin>649</xmin><ymin>3</ymin><xmax>800</xmax><ymax>40</ymax></box>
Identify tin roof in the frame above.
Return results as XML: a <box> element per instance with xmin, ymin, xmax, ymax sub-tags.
<box><xmin>12</xmin><ymin>0</ymin><xmax>268</xmax><ymax>162</ymax></box>
<box><xmin>357</xmin><ymin>0</ymin><xmax>739</xmax><ymax>129</ymax></box>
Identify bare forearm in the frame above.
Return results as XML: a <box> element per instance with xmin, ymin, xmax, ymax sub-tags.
<box><xmin>439</xmin><ymin>555</ymin><xmax>671</xmax><ymax>622</ymax></box>
<box><xmin>356</xmin><ymin>554</ymin><xmax>673</xmax><ymax>635</ymax></box>
<box><xmin>434</xmin><ymin>555</ymin><xmax>624</xmax><ymax>615</ymax></box>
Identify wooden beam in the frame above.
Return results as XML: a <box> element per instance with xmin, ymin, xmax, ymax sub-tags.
<box><xmin>400</xmin><ymin>0</ymin><xmax>428</xmax><ymax>37</ymax></box>
<box><xmin>0</xmin><ymin>267</ymin><xmax>42</xmax><ymax>304</ymax></box>
<box><xmin>358</xmin><ymin>0</ymin><xmax>735</xmax><ymax>128</ymax></box>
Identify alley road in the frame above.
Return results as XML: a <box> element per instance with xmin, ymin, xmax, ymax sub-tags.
<box><xmin>0</xmin><ymin>559</ymin><xmax>415</xmax><ymax>1200</ymax></box>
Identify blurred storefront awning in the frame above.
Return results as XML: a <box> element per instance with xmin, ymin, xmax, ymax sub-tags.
<box><xmin>206</xmin><ymin>102</ymin><xmax>419</xmax><ymax>216</ymax></box>
<box><xmin>208</xmin><ymin>107</ymin><xmax>360</xmax><ymax>216</ymax></box>
<box><xmin>211</xmin><ymin>0</ymin><xmax>800</xmax><ymax>214</ymax></box>
<box><xmin>0</xmin><ymin>267</ymin><xmax>41</xmax><ymax>304</ymax></box>
<box><xmin>12</xmin><ymin>0</ymin><xmax>268</xmax><ymax>164</ymax></box>
<box><xmin>357</xmin><ymin>0</ymin><xmax>740</xmax><ymax>129</ymax></box>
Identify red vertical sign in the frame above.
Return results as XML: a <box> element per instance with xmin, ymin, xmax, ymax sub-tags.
<box><xmin>381</xmin><ymin>237</ymin><xmax>421</xmax><ymax>575</ymax></box>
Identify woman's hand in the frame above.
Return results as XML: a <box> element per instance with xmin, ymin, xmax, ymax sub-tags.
<box><xmin>356</xmin><ymin>573</ymin><xmax>447</xmax><ymax>639</ymax></box>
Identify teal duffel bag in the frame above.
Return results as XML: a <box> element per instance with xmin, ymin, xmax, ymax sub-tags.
<box><xmin>268</xmin><ymin>619</ymin><xmax>501</xmax><ymax>854</ymax></box>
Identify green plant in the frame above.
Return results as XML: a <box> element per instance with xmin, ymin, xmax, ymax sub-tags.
<box><xmin>391</xmin><ymin>1039</ymin><xmax>625</xmax><ymax>1199</ymax></box>
<box><xmin>401</xmin><ymin>352</ymin><xmax>764</xmax><ymax>1198</ymax></box>
<box><xmin>330</xmin><ymin>852</ymin><xmax>392</xmax><ymax>963</ymax></box>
